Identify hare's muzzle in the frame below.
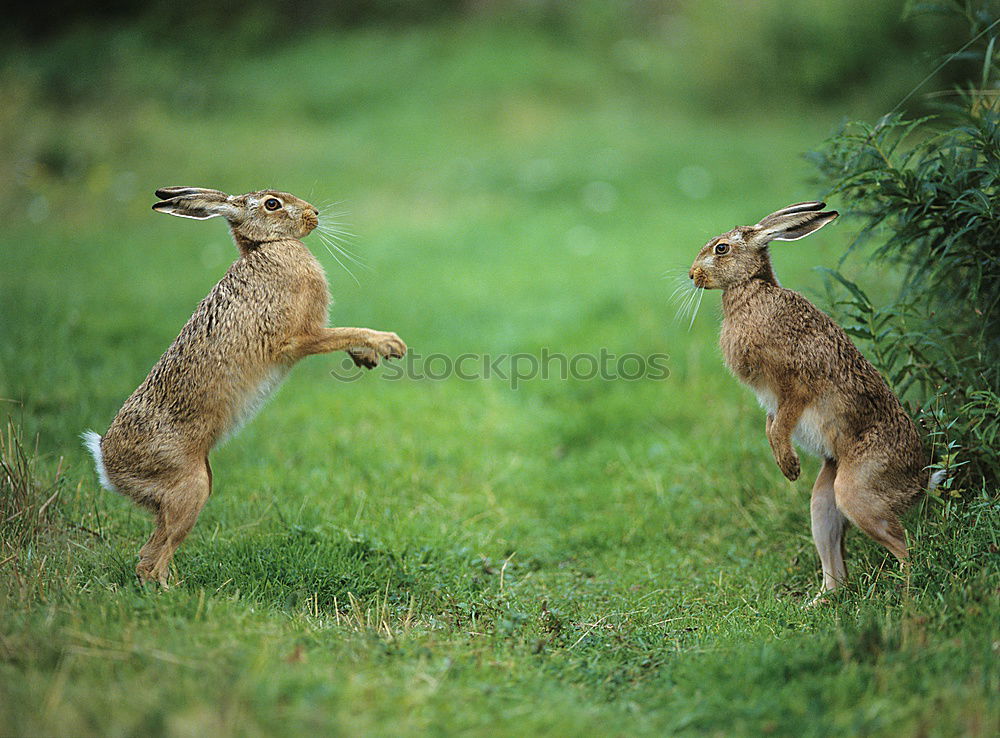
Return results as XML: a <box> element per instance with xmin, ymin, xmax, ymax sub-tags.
<box><xmin>689</xmin><ymin>266</ymin><xmax>705</xmax><ymax>288</ymax></box>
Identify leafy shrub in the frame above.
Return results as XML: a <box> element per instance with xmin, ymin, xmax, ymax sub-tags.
<box><xmin>810</xmin><ymin>1</ymin><xmax>1000</xmax><ymax>491</ymax></box>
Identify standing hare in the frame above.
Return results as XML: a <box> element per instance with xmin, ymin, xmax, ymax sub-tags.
<box><xmin>84</xmin><ymin>186</ymin><xmax>407</xmax><ymax>586</ymax></box>
<box><xmin>688</xmin><ymin>202</ymin><xmax>942</xmax><ymax>601</ymax></box>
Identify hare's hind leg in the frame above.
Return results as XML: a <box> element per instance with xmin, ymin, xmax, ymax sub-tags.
<box><xmin>811</xmin><ymin>458</ymin><xmax>847</xmax><ymax>598</ymax></box>
<box><xmin>136</xmin><ymin>507</ymin><xmax>169</xmax><ymax>583</ymax></box>
<box><xmin>833</xmin><ymin>464</ymin><xmax>908</xmax><ymax>562</ymax></box>
<box><xmin>143</xmin><ymin>458</ymin><xmax>212</xmax><ymax>586</ymax></box>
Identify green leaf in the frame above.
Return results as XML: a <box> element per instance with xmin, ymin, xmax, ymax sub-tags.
<box><xmin>982</xmin><ymin>35</ymin><xmax>996</xmax><ymax>89</ymax></box>
<box><xmin>816</xmin><ymin>268</ymin><xmax>873</xmax><ymax>309</ymax></box>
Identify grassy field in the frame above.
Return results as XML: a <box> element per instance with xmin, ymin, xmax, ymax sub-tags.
<box><xmin>2</xmin><ymin>21</ymin><xmax>998</xmax><ymax>737</ymax></box>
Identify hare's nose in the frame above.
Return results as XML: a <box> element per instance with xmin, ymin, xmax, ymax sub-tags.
<box><xmin>688</xmin><ymin>267</ymin><xmax>695</xmax><ymax>280</ymax></box>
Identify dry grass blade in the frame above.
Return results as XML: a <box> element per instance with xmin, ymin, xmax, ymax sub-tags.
<box><xmin>328</xmin><ymin>585</ymin><xmax>417</xmax><ymax>640</ymax></box>
<box><xmin>1</xmin><ymin>417</ymin><xmax>64</xmax><ymax>557</ymax></box>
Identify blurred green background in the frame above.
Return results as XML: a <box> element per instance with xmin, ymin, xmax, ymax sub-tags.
<box><xmin>2</xmin><ymin>2</ymin><xmax>997</xmax><ymax>737</ymax></box>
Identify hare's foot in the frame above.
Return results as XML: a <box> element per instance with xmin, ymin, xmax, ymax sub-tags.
<box><xmin>148</xmin><ymin>560</ymin><xmax>172</xmax><ymax>588</ymax></box>
<box><xmin>806</xmin><ymin>581</ymin><xmax>850</xmax><ymax>607</ymax></box>
<box><xmin>806</xmin><ymin>591</ymin><xmax>832</xmax><ymax>608</ymax></box>
<box><xmin>774</xmin><ymin>447</ymin><xmax>800</xmax><ymax>481</ymax></box>
<box><xmin>348</xmin><ymin>331</ymin><xmax>407</xmax><ymax>369</ymax></box>
<box><xmin>136</xmin><ymin>559</ymin><xmax>169</xmax><ymax>588</ymax></box>
<box><xmin>138</xmin><ymin>539</ymin><xmax>177</xmax><ymax>588</ymax></box>
<box><xmin>134</xmin><ymin>459</ymin><xmax>211</xmax><ymax>590</ymax></box>
<box><xmin>136</xmin><ymin>560</ymin><xmax>154</xmax><ymax>584</ymax></box>
<box><xmin>810</xmin><ymin>459</ymin><xmax>847</xmax><ymax>596</ymax></box>
<box><xmin>136</xmin><ymin>509</ymin><xmax>170</xmax><ymax>586</ymax></box>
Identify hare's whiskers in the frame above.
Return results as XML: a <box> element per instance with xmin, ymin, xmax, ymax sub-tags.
<box><xmin>668</xmin><ymin>280</ymin><xmax>691</xmax><ymax>303</ymax></box>
<box><xmin>682</xmin><ymin>289</ymin><xmax>698</xmax><ymax>323</ymax></box>
<box><xmin>319</xmin><ymin>226</ymin><xmax>361</xmax><ymax>242</ymax></box>
<box><xmin>317</xmin><ymin>215</ymin><xmax>358</xmax><ymax>233</ymax></box>
<box><xmin>317</xmin><ymin>217</ymin><xmax>360</xmax><ymax>242</ymax></box>
<box><xmin>317</xmin><ymin>229</ymin><xmax>360</xmax><ymax>265</ymax></box>
<box><xmin>317</xmin><ymin>230</ymin><xmax>370</xmax><ymax>270</ymax></box>
<box><xmin>314</xmin><ymin>208</ymin><xmax>370</xmax><ymax>274</ymax></box>
<box><xmin>688</xmin><ymin>285</ymin><xmax>705</xmax><ymax>331</ymax></box>
<box><xmin>317</xmin><ymin>232</ymin><xmax>361</xmax><ymax>285</ymax></box>
<box><xmin>671</xmin><ymin>289</ymin><xmax>691</xmax><ymax>318</ymax></box>
<box><xmin>319</xmin><ymin>202</ymin><xmax>350</xmax><ymax>220</ymax></box>
<box><xmin>674</xmin><ymin>291</ymin><xmax>692</xmax><ymax>324</ymax></box>
<box><xmin>317</xmin><ymin>225</ymin><xmax>363</xmax><ymax>250</ymax></box>
<box><xmin>668</xmin><ymin>270</ymin><xmax>700</xmax><ymax>325</ymax></box>
<box><xmin>666</xmin><ymin>273</ymin><xmax>693</xmax><ymax>303</ymax></box>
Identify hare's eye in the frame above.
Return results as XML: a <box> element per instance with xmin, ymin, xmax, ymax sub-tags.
<box><xmin>264</xmin><ymin>198</ymin><xmax>282</xmax><ymax>211</ymax></box>
<box><xmin>714</xmin><ymin>242</ymin><xmax>730</xmax><ymax>255</ymax></box>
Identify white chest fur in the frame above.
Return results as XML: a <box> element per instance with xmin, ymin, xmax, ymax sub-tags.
<box><xmin>221</xmin><ymin>366</ymin><xmax>291</xmax><ymax>444</ymax></box>
<box><xmin>752</xmin><ymin>387</ymin><xmax>832</xmax><ymax>459</ymax></box>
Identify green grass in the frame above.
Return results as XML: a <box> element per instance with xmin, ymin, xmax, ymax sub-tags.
<box><xmin>2</xmin><ymin>21</ymin><xmax>998</xmax><ymax>737</ymax></box>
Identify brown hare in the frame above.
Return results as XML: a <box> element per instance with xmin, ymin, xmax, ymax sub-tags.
<box><xmin>688</xmin><ymin>202</ymin><xmax>942</xmax><ymax>601</ymax></box>
<box><xmin>84</xmin><ymin>186</ymin><xmax>407</xmax><ymax>586</ymax></box>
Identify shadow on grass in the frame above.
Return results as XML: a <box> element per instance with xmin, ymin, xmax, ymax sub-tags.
<box><xmin>180</xmin><ymin>528</ymin><xmax>419</xmax><ymax>613</ymax></box>
<box><xmin>90</xmin><ymin>525</ymin><xmax>422</xmax><ymax>612</ymax></box>
<box><xmin>93</xmin><ymin>524</ymin><xmax>532</xmax><ymax>629</ymax></box>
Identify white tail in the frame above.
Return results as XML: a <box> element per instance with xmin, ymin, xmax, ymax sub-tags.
<box><xmin>82</xmin><ymin>430</ymin><xmax>116</xmax><ymax>492</ymax></box>
<box><xmin>929</xmin><ymin>469</ymin><xmax>947</xmax><ymax>490</ymax></box>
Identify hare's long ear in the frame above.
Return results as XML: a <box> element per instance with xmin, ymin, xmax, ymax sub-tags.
<box><xmin>154</xmin><ymin>186</ymin><xmax>230</xmax><ymax>199</ymax></box>
<box><xmin>757</xmin><ymin>202</ymin><xmax>825</xmax><ymax>223</ymax></box>
<box><xmin>152</xmin><ymin>187</ymin><xmax>241</xmax><ymax>221</ymax></box>
<box><xmin>755</xmin><ymin>203</ymin><xmax>838</xmax><ymax>242</ymax></box>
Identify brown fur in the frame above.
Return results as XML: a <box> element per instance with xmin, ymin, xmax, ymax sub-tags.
<box><xmin>689</xmin><ymin>202</ymin><xmax>935</xmax><ymax>600</ymax></box>
<box><xmin>86</xmin><ymin>187</ymin><xmax>406</xmax><ymax>586</ymax></box>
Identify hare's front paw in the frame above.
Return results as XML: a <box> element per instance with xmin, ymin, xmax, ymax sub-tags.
<box><xmin>348</xmin><ymin>331</ymin><xmax>407</xmax><ymax>369</ymax></box>
<box><xmin>776</xmin><ymin>449</ymin><xmax>800</xmax><ymax>481</ymax></box>
<box><xmin>374</xmin><ymin>331</ymin><xmax>407</xmax><ymax>360</ymax></box>
<box><xmin>348</xmin><ymin>348</ymin><xmax>378</xmax><ymax>369</ymax></box>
